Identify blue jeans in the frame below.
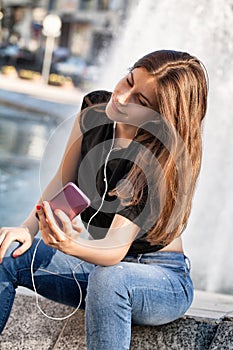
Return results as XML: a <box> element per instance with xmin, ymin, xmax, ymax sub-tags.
<box><xmin>0</xmin><ymin>238</ymin><xmax>194</xmax><ymax>350</ymax></box>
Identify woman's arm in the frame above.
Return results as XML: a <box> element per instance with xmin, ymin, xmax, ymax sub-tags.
<box><xmin>21</xmin><ymin>110</ymin><xmax>84</xmax><ymax>235</ymax></box>
<box><xmin>0</xmin><ymin>111</ymin><xmax>83</xmax><ymax>262</ymax></box>
<box><xmin>37</xmin><ymin>202</ymin><xmax>140</xmax><ymax>266</ymax></box>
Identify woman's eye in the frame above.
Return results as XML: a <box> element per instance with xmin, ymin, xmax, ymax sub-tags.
<box><xmin>138</xmin><ymin>98</ymin><xmax>147</xmax><ymax>107</ymax></box>
<box><xmin>126</xmin><ymin>77</ymin><xmax>133</xmax><ymax>87</ymax></box>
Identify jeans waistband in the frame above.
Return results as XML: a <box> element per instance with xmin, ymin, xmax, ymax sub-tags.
<box><xmin>123</xmin><ymin>251</ymin><xmax>191</xmax><ymax>270</ymax></box>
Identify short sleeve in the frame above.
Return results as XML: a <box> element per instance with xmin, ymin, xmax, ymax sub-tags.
<box><xmin>116</xmin><ymin>186</ymin><xmax>151</xmax><ymax>230</ymax></box>
<box><xmin>80</xmin><ymin>90</ymin><xmax>112</xmax><ymax>134</ymax></box>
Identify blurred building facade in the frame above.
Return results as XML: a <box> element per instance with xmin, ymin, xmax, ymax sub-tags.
<box><xmin>0</xmin><ymin>0</ymin><xmax>134</xmax><ymax>63</ymax></box>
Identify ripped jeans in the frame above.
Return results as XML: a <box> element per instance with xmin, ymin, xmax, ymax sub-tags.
<box><xmin>0</xmin><ymin>238</ymin><xmax>194</xmax><ymax>350</ymax></box>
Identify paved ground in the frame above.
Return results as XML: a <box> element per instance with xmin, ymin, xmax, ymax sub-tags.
<box><xmin>0</xmin><ymin>290</ymin><xmax>232</xmax><ymax>349</ymax></box>
<box><xmin>0</xmin><ymin>73</ymin><xmax>83</xmax><ymax>105</ymax></box>
<box><xmin>0</xmin><ymin>73</ymin><xmax>83</xmax><ymax>124</ymax></box>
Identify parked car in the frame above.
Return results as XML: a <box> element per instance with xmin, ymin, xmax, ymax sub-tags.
<box><xmin>54</xmin><ymin>56</ymin><xmax>87</xmax><ymax>86</ymax></box>
<box><xmin>1</xmin><ymin>45</ymin><xmax>19</xmax><ymax>64</ymax></box>
<box><xmin>0</xmin><ymin>45</ymin><xmax>35</xmax><ymax>66</ymax></box>
<box><xmin>52</xmin><ymin>46</ymin><xmax>70</xmax><ymax>63</ymax></box>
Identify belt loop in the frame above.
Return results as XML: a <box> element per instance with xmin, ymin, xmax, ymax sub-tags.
<box><xmin>137</xmin><ymin>254</ymin><xmax>143</xmax><ymax>264</ymax></box>
<box><xmin>184</xmin><ymin>256</ymin><xmax>191</xmax><ymax>271</ymax></box>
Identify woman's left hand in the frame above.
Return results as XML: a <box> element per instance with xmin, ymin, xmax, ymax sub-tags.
<box><xmin>36</xmin><ymin>201</ymin><xmax>82</xmax><ymax>254</ymax></box>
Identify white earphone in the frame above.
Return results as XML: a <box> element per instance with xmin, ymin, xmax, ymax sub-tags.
<box><xmin>86</xmin><ymin>121</ymin><xmax>117</xmax><ymax>232</ymax></box>
<box><xmin>31</xmin><ymin>121</ymin><xmax>117</xmax><ymax>320</ymax></box>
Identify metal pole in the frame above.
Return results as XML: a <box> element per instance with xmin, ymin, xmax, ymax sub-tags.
<box><xmin>0</xmin><ymin>0</ymin><xmax>3</xmax><ymax>43</ymax></box>
<box><xmin>41</xmin><ymin>35</ymin><xmax>54</xmax><ymax>84</ymax></box>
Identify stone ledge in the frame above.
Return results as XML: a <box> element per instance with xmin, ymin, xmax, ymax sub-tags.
<box><xmin>0</xmin><ymin>291</ymin><xmax>232</xmax><ymax>350</ymax></box>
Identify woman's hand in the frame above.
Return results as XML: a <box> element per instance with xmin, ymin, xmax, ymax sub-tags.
<box><xmin>0</xmin><ymin>226</ymin><xmax>34</xmax><ymax>263</ymax></box>
<box><xmin>36</xmin><ymin>202</ymin><xmax>82</xmax><ymax>254</ymax></box>
<box><xmin>37</xmin><ymin>202</ymin><xmax>140</xmax><ymax>266</ymax></box>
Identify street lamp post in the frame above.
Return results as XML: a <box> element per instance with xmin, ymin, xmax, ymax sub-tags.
<box><xmin>0</xmin><ymin>1</ymin><xmax>3</xmax><ymax>43</ymax></box>
<box><xmin>41</xmin><ymin>14</ymin><xmax>61</xmax><ymax>84</ymax></box>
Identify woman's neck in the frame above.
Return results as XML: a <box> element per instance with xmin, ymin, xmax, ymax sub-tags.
<box><xmin>115</xmin><ymin>122</ymin><xmax>138</xmax><ymax>140</ymax></box>
<box><xmin>113</xmin><ymin>123</ymin><xmax>138</xmax><ymax>150</ymax></box>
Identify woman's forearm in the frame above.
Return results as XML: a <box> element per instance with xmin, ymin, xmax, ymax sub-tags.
<box><xmin>12</xmin><ymin>109</ymin><xmax>82</xmax><ymax>237</ymax></box>
<box><xmin>21</xmin><ymin>172</ymin><xmax>67</xmax><ymax>237</ymax></box>
<box><xmin>37</xmin><ymin>200</ymin><xmax>137</xmax><ymax>266</ymax></box>
<box><xmin>64</xmin><ymin>236</ymin><xmax>130</xmax><ymax>266</ymax></box>
<box><xmin>20</xmin><ymin>204</ymin><xmax>40</xmax><ymax>237</ymax></box>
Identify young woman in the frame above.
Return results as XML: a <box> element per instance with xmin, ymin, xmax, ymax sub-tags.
<box><xmin>0</xmin><ymin>50</ymin><xmax>208</xmax><ymax>349</ymax></box>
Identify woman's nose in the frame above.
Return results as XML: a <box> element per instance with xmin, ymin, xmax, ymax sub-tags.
<box><xmin>117</xmin><ymin>91</ymin><xmax>131</xmax><ymax>105</ymax></box>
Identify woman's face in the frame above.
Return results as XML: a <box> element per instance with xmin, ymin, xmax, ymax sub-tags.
<box><xmin>106</xmin><ymin>67</ymin><xmax>158</xmax><ymax>127</ymax></box>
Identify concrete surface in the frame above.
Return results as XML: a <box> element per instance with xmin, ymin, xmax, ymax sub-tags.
<box><xmin>0</xmin><ymin>290</ymin><xmax>232</xmax><ymax>349</ymax></box>
<box><xmin>0</xmin><ymin>74</ymin><xmax>81</xmax><ymax>122</ymax></box>
<box><xmin>0</xmin><ymin>73</ymin><xmax>82</xmax><ymax>105</ymax></box>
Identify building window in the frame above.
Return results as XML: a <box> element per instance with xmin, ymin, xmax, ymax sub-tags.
<box><xmin>91</xmin><ymin>31</ymin><xmax>112</xmax><ymax>60</ymax></box>
<box><xmin>97</xmin><ymin>0</ymin><xmax>109</xmax><ymax>11</ymax></box>
<box><xmin>79</xmin><ymin>0</ymin><xmax>93</xmax><ymax>10</ymax></box>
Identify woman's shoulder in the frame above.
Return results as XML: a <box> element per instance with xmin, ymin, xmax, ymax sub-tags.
<box><xmin>80</xmin><ymin>90</ymin><xmax>112</xmax><ymax>134</ymax></box>
<box><xmin>81</xmin><ymin>90</ymin><xmax>112</xmax><ymax>110</ymax></box>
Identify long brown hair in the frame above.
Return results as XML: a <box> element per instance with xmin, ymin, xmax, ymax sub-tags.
<box><xmin>109</xmin><ymin>50</ymin><xmax>208</xmax><ymax>246</ymax></box>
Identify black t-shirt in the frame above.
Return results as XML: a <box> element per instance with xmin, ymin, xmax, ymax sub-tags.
<box><xmin>75</xmin><ymin>91</ymin><xmax>163</xmax><ymax>254</ymax></box>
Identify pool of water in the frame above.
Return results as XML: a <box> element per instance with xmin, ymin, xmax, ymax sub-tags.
<box><xmin>0</xmin><ymin>106</ymin><xmax>58</xmax><ymax>226</ymax></box>
<box><xmin>0</xmin><ymin>104</ymin><xmax>84</xmax><ymax>298</ymax></box>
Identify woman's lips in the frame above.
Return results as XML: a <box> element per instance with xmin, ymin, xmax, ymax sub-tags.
<box><xmin>111</xmin><ymin>99</ymin><xmax>126</xmax><ymax>115</ymax></box>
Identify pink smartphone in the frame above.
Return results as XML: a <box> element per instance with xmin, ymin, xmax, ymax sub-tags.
<box><xmin>36</xmin><ymin>182</ymin><xmax>91</xmax><ymax>225</ymax></box>
<box><xmin>49</xmin><ymin>182</ymin><xmax>91</xmax><ymax>220</ymax></box>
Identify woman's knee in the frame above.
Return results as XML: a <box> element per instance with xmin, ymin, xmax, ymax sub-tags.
<box><xmin>1</xmin><ymin>239</ymin><xmax>41</xmax><ymax>282</ymax></box>
<box><xmin>86</xmin><ymin>263</ymin><xmax>131</xmax><ymax>303</ymax></box>
<box><xmin>0</xmin><ymin>242</ymin><xmax>22</xmax><ymax>286</ymax></box>
<box><xmin>2</xmin><ymin>241</ymin><xmax>21</xmax><ymax>260</ymax></box>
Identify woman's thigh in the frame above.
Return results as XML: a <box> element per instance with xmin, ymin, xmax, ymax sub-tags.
<box><xmin>2</xmin><ymin>238</ymin><xmax>95</xmax><ymax>308</ymax></box>
<box><xmin>128</xmin><ymin>263</ymin><xmax>193</xmax><ymax>325</ymax></box>
<box><xmin>125</xmin><ymin>254</ymin><xmax>194</xmax><ymax>325</ymax></box>
<box><xmin>96</xmin><ymin>253</ymin><xmax>194</xmax><ymax>326</ymax></box>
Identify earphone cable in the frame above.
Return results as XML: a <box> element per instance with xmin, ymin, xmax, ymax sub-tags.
<box><xmin>86</xmin><ymin>121</ymin><xmax>116</xmax><ymax>233</ymax></box>
<box><xmin>30</xmin><ymin>238</ymin><xmax>84</xmax><ymax>321</ymax></box>
<box><xmin>31</xmin><ymin>121</ymin><xmax>117</xmax><ymax>320</ymax></box>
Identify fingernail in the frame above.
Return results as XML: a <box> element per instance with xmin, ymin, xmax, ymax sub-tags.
<box><xmin>36</xmin><ymin>205</ymin><xmax>41</xmax><ymax>210</ymax></box>
<box><xmin>13</xmin><ymin>253</ymin><xmax>18</xmax><ymax>258</ymax></box>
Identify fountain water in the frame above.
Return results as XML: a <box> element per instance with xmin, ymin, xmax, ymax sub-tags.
<box><xmin>95</xmin><ymin>0</ymin><xmax>233</xmax><ymax>294</ymax></box>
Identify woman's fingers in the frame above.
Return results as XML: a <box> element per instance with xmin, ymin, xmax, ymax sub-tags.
<box><xmin>0</xmin><ymin>228</ymin><xmax>16</xmax><ymax>262</ymax></box>
<box><xmin>0</xmin><ymin>227</ymin><xmax>33</xmax><ymax>263</ymax></box>
<box><xmin>39</xmin><ymin>220</ymin><xmax>58</xmax><ymax>246</ymax></box>
<box><xmin>37</xmin><ymin>202</ymin><xmax>82</xmax><ymax>250</ymax></box>
<box><xmin>0</xmin><ymin>235</ymin><xmax>10</xmax><ymax>263</ymax></box>
<box><xmin>12</xmin><ymin>239</ymin><xmax>32</xmax><ymax>258</ymax></box>
<box><xmin>36</xmin><ymin>204</ymin><xmax>48</xmax><ymax>228</ymax></box>
<box><xmin>40</xmin><ymin>201</ymin><xmax>72</xmax><ymax>241</ymax></box>
<box><xmin>0</xmin><ymin>229</ymin><xmax>6</xmax><ymax>246</ymax></box>
<box><xmin>54</xmin><ymin>209</ymin><xmax>73</xmax><ymax>234</ymax></box>
<box><xmin>71</xmin><ymin>218</ymin><xmax>83</xmax><ymax>233</ymax></box>
<box><xmin>36</xmin><ymin>203</ymin><xmax>62</xmax><ymax>242</ymax></box>
<box><xmin>39</xmin><ymin>202</ymin><xmax>60</xmax><ymax>233</ymax></box>
<box><xmin>71</xmin><ymin>223</ymin><xmax>82</xmax><ymax>233</ymax></box>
